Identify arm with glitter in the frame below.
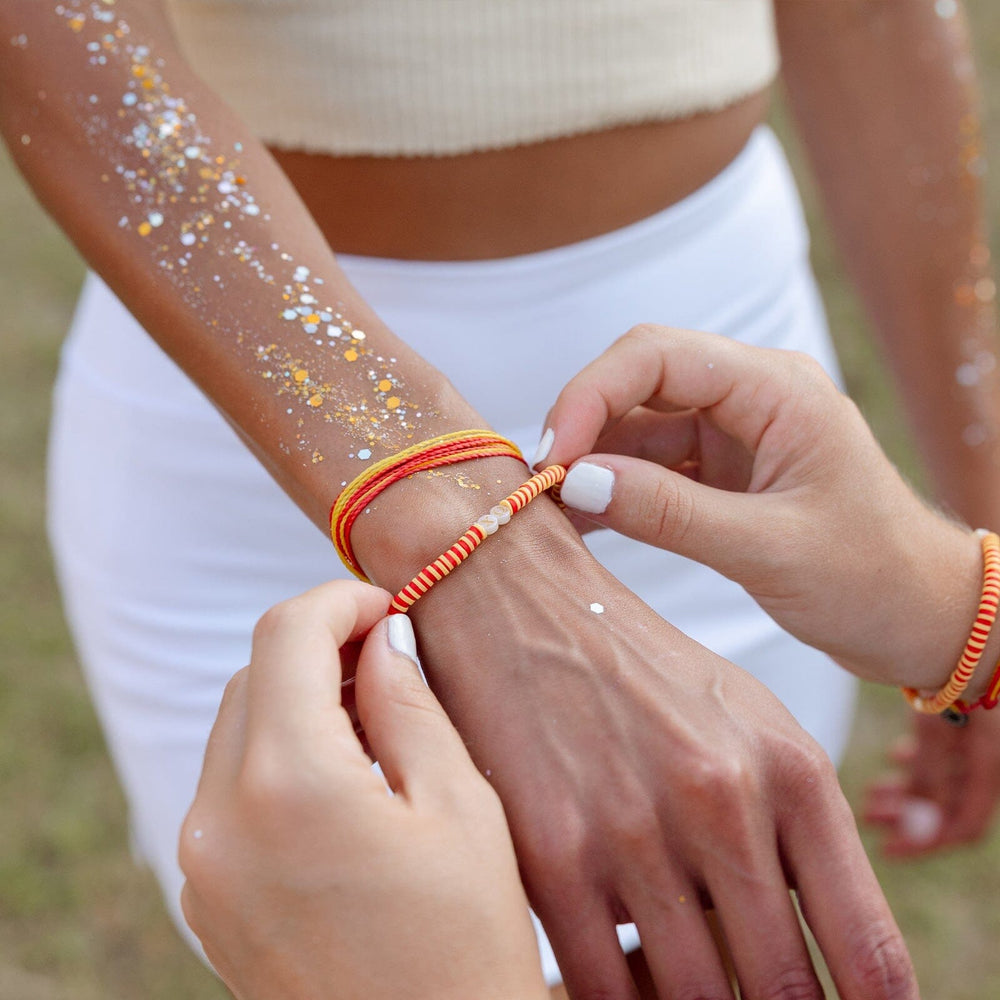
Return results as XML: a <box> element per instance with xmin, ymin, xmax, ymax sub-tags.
<box><xmin>776</xmin><ymin>0</ymin><xmax>1000</xmax><ymax>855</ymax></box>
<box><xmin>0</xmin><ymin>5</ymin><xmax>918</xmax><ymax>997</ymax></box>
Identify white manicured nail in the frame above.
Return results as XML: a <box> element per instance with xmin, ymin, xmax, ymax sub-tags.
<box><xmin>561</xmin><ymin>463</ymin><xmax>615</xmax><ymax>514</ymax></box>
<box><xmin>387</xmin><ymin>615</ymin><xmax>419</xmax><ymax>665</ymax></box>
<box><xmin>899</xmin><ymin>798</ymin><xmax>943</xmax><ymax>845</ymax></box>
<box><xmin>532</xmin><ymin>428</ymin><xmax>555</xmax><ymax>468</ymax></box>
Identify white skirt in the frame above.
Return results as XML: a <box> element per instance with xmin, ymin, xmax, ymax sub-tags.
<box><xmin>48</xmin><ymin>125</ymin><xmax>857</xmax><ymax>986</ymax></box>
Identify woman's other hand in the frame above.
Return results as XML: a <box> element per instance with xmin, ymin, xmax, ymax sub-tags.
<box><xmin>179</xmin><ymin>581</ymin><xmax>549</xmax><ymax>1000</ymax></box>
<box><xmin>864</xmin><ymin>710</ymin><xmax>1000</xmax><ymax>857</ymax></box>
<box><xmin>540</xmin><ymin>324</ymin><xmax>991</xmax><ymax>696</ymax></box>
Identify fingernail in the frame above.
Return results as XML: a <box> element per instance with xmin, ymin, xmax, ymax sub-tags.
<box><xmin>532</xmin><ymin>428</ymin><xmax>555</xmax><ymax>469</ymax></box>
<box><xmin>899</xmin><ymin>798</ymin><xmax>943</xmax><ymax>845</ymax></box>
<box><xmin>387</xmin><ymin>614</ymin><xmax>419</xmax><ymax>665</ymax></box>
<box><xmin>561</xmin><ymin>462</ymin><xmax>614</xmax><ymax>514</ymax></box>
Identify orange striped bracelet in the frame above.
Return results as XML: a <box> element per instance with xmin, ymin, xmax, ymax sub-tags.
<box><xmin>903</xmin><ymin>529</ymin><xmax>1000</xmax><ymax>716</ymax></box>
<box><xmin>330</xmin><ymin>430</ymin><xmax>523</xmax><ymax>582</ymax></box>
<box><xmin>388</xmin><ymin>464</ymin><xmax>566</xmax><ymax>614</ymax></box>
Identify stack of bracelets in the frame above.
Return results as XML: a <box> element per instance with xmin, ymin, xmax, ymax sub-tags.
<box><xmin>329</xmin><ymin>430</ymin><xmax>566</xmax><ymax>615</ymax></box>
<box><xmin>903</xmin><ymin>528</ymin><xmax>1000</xmax><ymax>726</ymax></box>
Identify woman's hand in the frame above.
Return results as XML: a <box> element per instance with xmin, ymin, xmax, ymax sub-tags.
<box><xmin>179</xmin><ymin>581</ymin><xmax>549</xmax><ymax>1000</ymax></box>
<box><xmin>539</xmin><ymin>324</ymin><xmax>996</xmax><ymax>696</ymax></box>
<box><xmin>405</xmin><ymin>510</ymin><xmax>917</xmax><ymax>1000</ymax></box>
<box><xmin>864</xmin><ymin>710</ymin><xmax>1000</xmax><ymax>857</ymax></box>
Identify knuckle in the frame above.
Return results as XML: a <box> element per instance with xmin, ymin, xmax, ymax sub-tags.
<box><xmin>237</xmin><ymin>745</ymin><xmax>304</xmax><ymax>817</ymax></box>
<box><xmin>252</xmin><ymin>597</ymin><xmax>301</xmax><ymax>642</ymax></box>
<box><xmin>779</xmin><ymin>736</ymin><xmax>837</xmax><ymax>797</ymax></box>
<box><xmin>642</xmin><ymin>473</ymin><xmax>692</xmax><ymax>546</ymax></box>
<box><xmin>756</xmin><ymin>963</ymin><xmax>823</xmax><ymax>1000</ymax></box>
<box><xmin>517</xmin><ymin>804</ymin><xmax>591</xmax><ymax>883</ymax></box>
<box><xmin>785</xmin><ymin>350</ymin><xmax>827</xmax><ymax>383</ymax></box>
<box><xmin>604</xmin><ymin>800</ymin><xmax>663</xmax><ymax>861</ymax></box>
<box><xmin>849</xmin><ymin>925</ymin><xmax>918</xmax><ymax>1000</ymax></box>
<box><xmin>670</xmin><ymin>985</ymin><xmax>732</xmax><ymax>1000</ymax></box>
<box><xmin>684</xmin><ymin>753</ymin><xmax>756</xmax><ymax>806</ymax></box>
<box><xmin>678</xmin><ymin>756</ymin><xmax>764</xmax><ymax>859</ymax></box>
<box><xmin>624</xmin><ymin>321</ymin><xmax>666</xmax><ymax>345</ymax></box>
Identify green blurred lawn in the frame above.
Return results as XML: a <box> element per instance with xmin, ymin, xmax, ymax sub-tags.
<box><xmin>4</xmin><ymin>5</ymin><xmax>1000</xmax><ymax>998</ymax></box>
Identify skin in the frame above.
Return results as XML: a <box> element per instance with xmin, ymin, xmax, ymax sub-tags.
<box><xmin>0</xmin><ymin>0</ymin><xmax>978</xmax><ymax>996</ymax></box>
<box><xmin>776</xmin><ymin>0</ymin><xmax>1000</xmax><ymax>857</ymax></box>
<box><xmin>543</xmin><ymin>324</ymin><xmax>1000</xmax><ymax>701</ymax></box>
<box><xmin>183</xmin><ymin>325</ymin><xmax>989</xmax><ymax>1000</ymax></box>
<box><xmin>179</xmin><ymin>582</ymin><xmax>551</xmax><ymax>1000</ymax></box>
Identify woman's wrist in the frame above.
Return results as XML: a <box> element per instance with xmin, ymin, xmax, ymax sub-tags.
<box><xmin>349</xmin><ymin>453</ymin><xmax>572</xmax><ymax>593</ymax></box>
<box><xmin>891</xmin><ymin>518</ymin><xmax>1000</xmax><ymax>703</ymax></box>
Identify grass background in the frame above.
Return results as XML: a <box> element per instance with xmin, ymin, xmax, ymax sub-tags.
<box><xmin>3</xmin><ymin>4</ymin><xmax>1000</xmax><ymax>996</ymax></box>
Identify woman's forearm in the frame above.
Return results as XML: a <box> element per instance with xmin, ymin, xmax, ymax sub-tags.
<box><xmin>0</xmin><ymin>0</ymin><xmax>538</xmax><ymax>576</ymax></box>
<box><xmin>776</xmin><ymin>0</ymin><xmax>1000</xmax><ymax>524</ymax></box>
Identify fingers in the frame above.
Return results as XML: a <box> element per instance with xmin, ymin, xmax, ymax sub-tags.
<box><xmin>354</xmin><ymin>614</ymin><xmax>485</xmax><ymax>802</ymax></box>
<box><xmin>534</xmin><ymin>894</ymin><xmax>641</xmax><ymax>1000</ymax></box>
<box><xmin>587</xmin><ymin>407</ymin><xmax>755</xmax><ymax>492</ymax></box>
<box><xmin>785</xmin><ymin>790</ymin><xmax>918</xmax><ymax>1000</ymax></box>
<box><xmin>705</xmin><ymin>862</ymin><xmax>823</xmax><ymax>1000</ymax></box>
<box><xmin>865</xmin><ymin>712</ymin><xmax>1000</xmax><ymax>856</ymax></box>
<box><xmin>536</xmin><ymin>324</ymin><xmax>824</xmax><ymax>470</ymax></box>
<box><xmin>245</xmin><ymin>581</ymin><xmax>390</xmax><ymax>747</ymax></box>
<box><xmin>558</xmin><ymin>453</ymin><xmax>774</xmax><ymax>580</ymax></box>
<box><xmin>624</xmin><ymin>887</ymin><xmax>736</xmax><ymax>999</ymax></box>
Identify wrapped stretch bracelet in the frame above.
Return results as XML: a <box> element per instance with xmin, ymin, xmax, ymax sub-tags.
<box><xmin>903</xmin><ymin>529</ymin><xmax>1000</xmax><ymax>718</ymax></box>
<box><xmin>388</xmin><ymin>464</ymin><xmax>566</xmax><ymax>614</ymax></box>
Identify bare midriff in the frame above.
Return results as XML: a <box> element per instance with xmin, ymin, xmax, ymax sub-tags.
<box><xmin>270</xmin><ymin>89</ymin><xmax>770</xmax><ymax>261</ymax></box>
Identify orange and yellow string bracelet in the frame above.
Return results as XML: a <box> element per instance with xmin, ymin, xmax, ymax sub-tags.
<box><xmin>903</xmin><ymin>529</ymin><xmax>1000</xmax><ymax>719</ymax></box>
<box><xmin>330</xmin><ymin>431</ymin><xmax>566</xmax><ymax>614</ymax></box>
<box><xmin>330</xmin><ymin>430</ymin><xmax>524</xmax><ymax>582</ymax></box>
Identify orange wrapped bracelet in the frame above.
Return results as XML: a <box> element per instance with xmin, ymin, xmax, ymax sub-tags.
<box><xmin>329</xmin><ymin>430</ymin><xmax>523</xmax><ymax>582</ymax></box>
<box><xmin>903</xmin><ymin>529</ymin><xmax>1000</xmax><ymax>718</ymax></box>
<box><xmin>388</xmin><ymin>464</ymin><xmax>566</xmax><ymax>614</ymax></box>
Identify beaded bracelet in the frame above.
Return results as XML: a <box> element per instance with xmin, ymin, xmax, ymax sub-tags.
<box><xmin>903</xmin><ymin>529</ymin><xmax>1000</xmax><ymax>718</ymax></box>
<box><xmin>330</xmin><ymin>430</ymin><xmax>523</xmax><ymax>581</ymax></box>
<box><xmin>388</xmin><ymin>464</ymin><xmax>566</xmax><ymax>614</ymax></box>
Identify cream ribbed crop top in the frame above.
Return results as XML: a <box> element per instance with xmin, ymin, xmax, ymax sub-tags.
<box><xmin>165</xmin><ymin>1</ymin><xmax>779</xmax><ymax>156</ymax></box>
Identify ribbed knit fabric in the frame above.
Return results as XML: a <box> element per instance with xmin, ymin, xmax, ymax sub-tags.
<box><xmin>165</xmin><ymin>0</ymin><xmax>779</xmax><ymax>156</ymax></box>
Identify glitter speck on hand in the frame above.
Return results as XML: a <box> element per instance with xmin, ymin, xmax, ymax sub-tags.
<box><xmin>590</xmin><ymin>602</ymin><xmax>605</xmax><ymax>614</ymax></box>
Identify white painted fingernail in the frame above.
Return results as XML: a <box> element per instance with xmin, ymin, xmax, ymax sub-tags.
<box><xmin>532</xmin><ymin>428</ymin><xmax>555</xmax><ymax>468</ymax></box>
<box><xmin>899</xmin><ymin>798</ymin><xmax>943</xmax><ymax>845</ymax></box>
<box><xmin>387</xmin><ymin>615</ymin><xmax>419</xmax><ymax>665</ymax></box>
<box><xmin>561</xmin><ymin>463</ymin><xmax>615</xmax><ymax>514</ymax></box>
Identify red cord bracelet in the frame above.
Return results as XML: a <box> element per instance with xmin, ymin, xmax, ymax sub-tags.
<box><xmin>329</xmin><ymin>430</ymin><xmax>523</xmax><ymax>581</ymax></box>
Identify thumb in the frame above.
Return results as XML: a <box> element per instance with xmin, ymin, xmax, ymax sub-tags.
<box><xmin>355</xmin><ymin>615</ymin><xmax>482</xmax><ymax>803</ymax></box>
<box><xmin>559</xmin><ymin>454</ymin><xmax>773</xmax><ymax>581</ymax></box>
